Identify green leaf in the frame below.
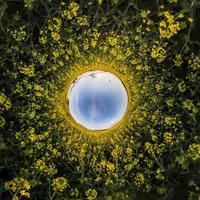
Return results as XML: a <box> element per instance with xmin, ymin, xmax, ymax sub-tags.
<box><xmin>112</xmin><ymin>0</ymin><xmax>118</xmax><ymax>5</ymax></box>
<box><xmin>0</xmin><ymin>116</ymin><xmax>5</xmax><ymax>128</ymax></box>
<box><xmin>0</xmin><ymin>1</ymin><xmax>7</xmax><ymax>20</ymax></box>
<box><xmin>180</xmin><ymin>21</ymin><xmax>187</xmax><ymax>29</ymax></box>
<box><xmin>156</xmin><ymin>187</ymin><xmax>167</xmax><ymax>195</ymax></box>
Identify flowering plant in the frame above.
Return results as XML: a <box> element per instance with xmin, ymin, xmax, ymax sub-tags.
<box><xmin>0</xmin><ymin>0</ymin><xmax>199</xmax><ymax>199</ymax></box>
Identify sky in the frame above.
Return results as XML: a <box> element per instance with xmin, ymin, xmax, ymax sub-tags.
<box><xmin>67</xmin><ymin>70</ymin><xmax>128</xmax><ymax>130</ymax></box>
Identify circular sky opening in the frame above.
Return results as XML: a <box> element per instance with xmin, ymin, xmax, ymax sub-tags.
<box><xmin>67</xmin><ymin>70</ymin><xmax>128</xmax><ymax>130</ymax></box>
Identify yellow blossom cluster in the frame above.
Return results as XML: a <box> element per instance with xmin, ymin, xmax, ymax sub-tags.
<box><xmin>4</xmin><ymin>177</ymin><xmax>30</xmax><ymax>199</ymax></box>
<box><xmin>187</xmin><ymin>144</ymin><xmax>200</xmax><ymax>161</ymax></box>
<box><xmin>90</xmin><ymin>29</ymin><xmax>101</xmax><ymax>48</ymax></box>
<box><xmin>163</xmin><ymin>132</ymin><xmax>173</xmax><ymax>144</ymax></box>
<box><xmin>98</xmin><ymin>160</ymin><xmax>116</xmax><ymax>172</ymax></box>
<box><xmin>159</xmin><ymin>11</ymin><xmax>181</xmax><ymax>39</ymax></box>
<box><xmin>182</xmin><ymin>99</ymin><xmax>198</xmax><ymax>113</ymax></box>
<box><xmin>48</xmin><ymin>18</ymin><xmax>62</xmax><ymax>41</ymax></box>
<box><xmin>134</xmin><ymin>173</ymin><xmax>145</xmax><ymax>187</ymax></box>
<box><xmin>140</xmin><ymin>10</ymin><xmax>151</xmax><ymax>18</ymax></box>
<box><xmin>61</xmin><ymin>1</ymin><xmax>79</xmax><ymax>20</ymax></box>
<box><xmin>188</xmin><ymin>54</ymin><xmax>200</xmax><ymax>70</ymax></box>
<box><xmin>107</xmin><ymin>33</ymin><xmax>119</xmax><ymax>46</ymax></box>
<box><xmin>125</xmin><ymin>147</ymin><xmax>132</xmax><ymax>157</ymax></box>
<box><xmin>178</xmin><ymin>81</ymin><xmax>186</xmax><ymax>92</ymax></box>
<box><xmin>76</xmin><ymin>15</ymin><xmax>89</xmax><ymax>26</ymax></box>
<box><xmin>79</xmin><ymin>143</ymin><xmax>89</xmax><ymax>160</ymax></box>
<box><xmin>34</xmin><ymin>159</ymin><xmax>57</xmax><ymax>176</ymax></box>
<box><xmin>19</xmin><ymin>64</ymin><xmax>35</xmax><ymax>77</ymax></box>
<box><xmin>174</xmin><ymin>54</ymin><xmax>183</xmax><ymax>67</ymax></box>
<box><xmin>85</xmin><ymin>189</ymin><xmax>98</xmax><ymax>200</ymax></box>
<box><xmin>164</xmin><ymin>116</ymin><xmax>176</xmax><ymax>125</ymax></box>
<box><xmin>52</xmin><ymin>177</ymin><xmax>69</xmax><ymax>192</ymax></box>
<box><xmin>155</xmin><ymin>168</ymin><xmax>165</xmax><ymax>180</ymax></box>
<box><xmin>151</xmin><ymin>41</ymin><xmax>167</xmax><ymax>63</ymax></box>
<box><xmin>9</xmin><ymin>25</ymin><xmax>27</xmax><ymax>42</ymax></box>
<box><xmin>0</xmin><ymin>92</ymin><xmax>12</xmax><ymax>111</ymax></box>
<box><xmin>145</xmin><ymin>141</ymin><xmax>166</xmax><ymax>157</ymax></box>
<box><xmin>24</xmin><ymin>0</ymin><xmax>34</xmax><ymax>9</ymax></box>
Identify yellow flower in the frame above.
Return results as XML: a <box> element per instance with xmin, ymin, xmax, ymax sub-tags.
<box><xmin>85</xmin><ymin>189</ymin><xmax>97</xmax><ymax>200</ymax></box>
<box><xmin>79</xmin><ymin>143</ymin><xmax>88</xmax><ymax>159</ymax></box>
<box><xmin>174</xmin><ymin>54</ymin><xmax>183</xmax><ymax>67</ymax></box>
<box><xmin>159</xmin><ymin>20</ymin><xmax>167</xmax><ymax>28</ymax></box>
<box><xmin>4</xmin><ymin>177</ymin><xmax>31</xmax><ymax>198</ymax></box>
<box><xmin>107</xmin><ymin>34</ymin><xmax>118</xmax><ymax>46</ymax></box>
<box><xmin>106</xmin><ymin>161</ymin><xmax>115</xmax><ymax>172</ymax></box>
<box><xmin>39</xmin><ymin>36</ymin><xmax>47</xmax><ymax>44</ymax></box>
<box><xmin>178</xmin><ymin>81</ymin><xmax>186</xmax><ymax>93</ymax></box>
<box><xmin>0</xmin><ymin>93</ymin><xmax>12</xmax><ymax>111</ymax></box>
<box><xmin>164</xmin><ymin>116</ymin><xmax>176</xmax><ymax>125</ymax></box>
<box><xmin>156</xmin><ymin>168</ymin><xmax>165</xmax><ymax>180</ymax></box>
<box><xmin>151</xmin><ymin>135</ymin><xmax>158</xmax><ymax>142</ymax></box>
<box><xmin>140</xmin><ymin>10</ymin><xmax>151</xmax><ymax>18</ymax></box>
<box><xmin>188</xmin><ymin>17</ymin><xmax>193</xmax><ymax>23</ymax></box>
<box><xmin>52</xmin><ymin>177</ymin><xmax>69</xmax><ymax>192</ymax></box>
<box><xmin>166</xmin><ymin>98</ymin><xmax>174</xmax><ymax>107</ymax></box>
<box><xmin>34</xmin><ymin>159</ymin><xmax>57</xmax><ymax>176</ymax></box>
<box><xmin>77</xmin><ymin>16</ymin><xmax>89</xmax><ymax>26</ymax></box>
<box><xmin>20</xmin><ymin>190</ymin><xmax>30</xmax><ymax>197</ymax></box>
<box><xmin>24</xmin><ymin>0</ymin><xmax>34</xmax><ymax>9</ymax></box>
<box><xmin>52</xmin><ymin>50</ymin><xmax>60</xmax><ymax>58</ymax></box>
<box><xmin>177</xmin><ymin>13</ymin><xmax>184</xmax><ymax>19</ymax></box>
<box><xmin>133</xmin><ymin>158</ymin><xmax>140</xmax><ymax>166</ymax></box>
<box><xmin>62</xmin><ymin>1</ymin><xmax>80</xmax><ymax>20</ymax></box>
<box><xmin>145</xmin><ymin>142</ymin><xmax>156</xmax><ymax>157</ymax></box>
<box><xmin>187</xmin><ymin>144</ymin><xmax>200</xmax><ymax>161</ymax></box>
<box><xmin>134</xmin><ymin>173</ymin><xmax>145</xmax><ymax>187</ymax></box>
<box><xmin>100</xmin><ymin>160</ymin><xmax>106</xmax><ymax>168</ymax></box>
<box><xmin>151</xmin><ymin>42</ymin><xmax>167</xmax><ymax>63</ymax></box>
<box><xmin>19</xmin><ymin>64</ymin><xmax>35</xmax><ymax>77</ymax></box>
<box><xmin>163</xmin><ymin>132</ymin><xmax>173</xmax><ymax>144</ymax></box>
<box><xmin>183</xmin><ymin>99</ymin><xmax>198</xmax><ymax>113</ymax></box>
<box><xmin>10</xmin><ymin>26</ymin><xmax>27</xmax><ymax>42</ymax></box>
<box><xmin>188</xmin><ymin>55</ymin><xmax>200</xmax><ymax>70</ymax></box>
<box><xmin>159</xmin><ymin>11</ymin><xmax>181</xmax><ymax>39</ymax></box>
<box><xmin>126</xmin><ymin>147</ymin><xmax>132</xmax><ymax>157</ymax></box>
<box><xmin>111</xmin><ymin>145</ymin><xmax>120</xmax><ymax>159</ymax></box>
<box><xmin>51</xmin><ymin>32</ymin><xmax>60</xmax><ymax>41</ymax></box>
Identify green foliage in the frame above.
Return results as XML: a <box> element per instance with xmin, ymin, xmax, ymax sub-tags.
<box><xmin>0</xmin><ymin>0</ymin><xmax>200</xmax><ymax>200</ymax></box>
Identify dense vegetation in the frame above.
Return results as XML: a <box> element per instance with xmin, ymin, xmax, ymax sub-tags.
<box><xmin>0</xmin><ymin>0</ymin><xmax>200</xmax><ymax>199</ymax></box>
